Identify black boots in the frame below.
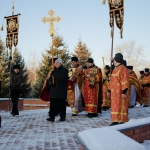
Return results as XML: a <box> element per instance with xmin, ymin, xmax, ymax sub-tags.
<box><xmin>85</xmin><ymin>113</ymin><xmax>98</xmax><ymax>118</ymax></box>
<box><xmin>102</xmin><ymin>106</ymin><xmax>107</xmax><ymax>111</ymax></box>
<box><xmin>109</xmin><ymin>122</ymin><xmax>118</xmax><ymax>126</ymax></box>
<box><xmin>46</xmin><ymin>117</ymin><xmax>65</xmax><ymax>122</ymax></box>
<box><xmin>143</xmin><ymin>105</ymin><xmax>148</xmax><ymax>107</ymax></box>
<box><xmin>102</xmin><ymin>106</ymin><xmax>110</xmax><ymax>111</ymax></box>
<box><xmin>72</xmin><ymin>114</ymin><xmax>78</xmax><ymax>116</ymax></box>
<box><xmin>109</xmin><ymin>122</ymin><xmax>124</xmax><ymax>126</ymax></box>
<box><xmin>46</xmin><ymin>118</ymin><xmax>54</xmax><ymax>122</ymax></box>
<box><xmin>10</xmin><ymin>112</ymin><xmax>15</xmax><ymax>116</ymax></box>
<box><xmin>59</xmin><ymin>118</ymin><xmax>65</xmax><ymax>121</ymax></box>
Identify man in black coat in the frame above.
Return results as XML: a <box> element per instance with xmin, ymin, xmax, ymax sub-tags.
<box><xmin>10</xmin><ymin>64</ymin><xmax>22</xmax><ymax>116</ymax></box>
<box><xmin>46</xmin><ymin>58</ymin><xmax>68</xmax><ymax>122</ymax></box>
<box><xmin>8</xmin><ymin>57</ymin><xmax>22</xmax><ymax>116</ymax></box>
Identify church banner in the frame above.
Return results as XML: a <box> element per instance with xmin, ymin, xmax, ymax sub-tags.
<box><xmin>103</xmin><ymin>0</ymin><xmax>124</xmax><ymax>38</ymax></box>
<box><xmin>5</xmin><ymin>15</ymin><xmax>19</xmax><ymax>49</ymax></box>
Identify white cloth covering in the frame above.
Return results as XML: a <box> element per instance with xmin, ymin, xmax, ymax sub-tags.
<box><xmin>71</xmin><ymin>83</ymin><xmax>83</xmax><ymax>114</ymax></box>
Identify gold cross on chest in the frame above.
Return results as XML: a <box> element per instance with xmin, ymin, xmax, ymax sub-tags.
<box><xmin>42</xmin><ymin>9</ymin><xmax>61</xmax><ymax>36</ymax></box>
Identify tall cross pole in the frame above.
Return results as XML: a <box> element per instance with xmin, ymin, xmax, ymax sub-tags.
<box><xmin>110</xmin><ymin>12</ymin><xmax>114</xmax><ymax>73</ymax></box>
<box><xmin>12</xmin><ymin>1</ymin><xmax>15</xmax><ymax>15</ymax></box>
<box><xmin>102</xmin><ymin>0</ymin><xmax>124</xmax><ymax>73</ymax></box>
<box><xmin>8</xmin><ymin>0</ymin><xmax>15</xmax><ymax>111</ymax></box>
<box><xmin>42</xmin><ymin>10</ymin><xmax>61</xmax><ymax>73</ymax></box>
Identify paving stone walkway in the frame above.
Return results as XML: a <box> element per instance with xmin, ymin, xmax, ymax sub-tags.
<box><xmin>0</xmin><ymin>106</ymin><xmax>150</xmax><ymax>150</ymax></box>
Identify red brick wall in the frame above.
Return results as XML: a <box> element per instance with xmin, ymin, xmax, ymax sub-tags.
<box><xmin>120</xmin><ymin>125</ymin><xmax>150</xmax><ymax>143</ymax></box>
<box><xmin>23</xmin><ymin>99</ymin><xmax>49</xmax><ymax>110</ymax></box>
<box><xmin>0</xmin><ymin>99</ymin><xmax>49</xmax><ymax>111</ymax></box>
<box><xmin>0</xmin><ymin>99</ymin><xmax>23</xmax><ymax>111</ymax></box>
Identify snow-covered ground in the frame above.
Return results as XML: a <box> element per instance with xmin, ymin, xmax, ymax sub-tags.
<box><xmin>0</xmin><ymin>106</ymin><xmax>150</xmax><ymax>150</ymax></box>
<box><xmin>77</xmin><ymin>116</ymin><xmax>150</xmax><ymax>150</ymax></box>
<box><xmin>78</xmin><ymin>128</ymin><xmax>145</xmax><ymax>150</ymax></box>
<box><xmin>142</xmin><ymin>140</ymin><xmax>150</xmax><ymax>150</ymax></box>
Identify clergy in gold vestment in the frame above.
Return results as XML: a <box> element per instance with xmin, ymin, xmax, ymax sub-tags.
<box><xmin>108</xmin><ymin>53</ymin><xmax>129</xmax><ymax>126</ymax></box>
<box><xmin>84</xmin><ymin>58</ymin><xmax>102</xmax><ymax>118</ymax></box>
<box><xmin>67</xmin><ymin>57</ymin><xmax>83</xmax><ymax>116</ymax></box>
<box><xmin>102</xmin><ymin>65</ymin><xmax>111</xmax><ymax>111</ymax></box>
<box><xmin>127</xmin><ymin>66</ymin><xmax>140</xmax><ymax>107</ymax></box>
<box><xmin>80</xmin><ymin>66</ymin><xmax>87</xmax><ymax>99</ymax></box>
<box><xmin>140</xmin><ymin>68</ymin><xmax>150</xmax><ymax>107</ymax></box>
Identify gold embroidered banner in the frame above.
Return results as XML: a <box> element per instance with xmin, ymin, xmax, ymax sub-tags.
<box><xmin>6</xmin><ymin>34</ymin><xmax>13</xmax><ymax>50</ymax></box>
<box><xmin>5</xmin><ymin>15</ymin><xmax>19</xmax><ymax>49</ymax></box>
<box><xmin>103</xmin><ymin>0</ymin><xmax>124</xmax><ymax>38</ymax></box>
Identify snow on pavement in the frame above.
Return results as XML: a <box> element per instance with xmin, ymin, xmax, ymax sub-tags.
<box><xmin>142</xmin><ymin>140</ymin><xmax>150</xmax><ymax>150</ymax></box>
<box><xmin>78</xmin><ymin>128</ymin><xmax>145</xmax><ymax>150</ymax></box>
<box><xmin>0</xmin><ymin>106</ymin><xmax>150</xmax><ymax>150</ymax></box>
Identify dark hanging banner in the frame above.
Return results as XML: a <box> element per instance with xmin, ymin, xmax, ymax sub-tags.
<box><xmin>103</xmin><ymin>0</ymin><xmax>124</xmax><ymax>38</ymax></box>
<box><xmin>5</xmin><ymin>15</ymin><xmax>19</xmax><ymax>49</ymax></box>
<box><xmin>109</xmin><ymin>0</ymin><xmax>124</xmax><ymax>38</ymax></box>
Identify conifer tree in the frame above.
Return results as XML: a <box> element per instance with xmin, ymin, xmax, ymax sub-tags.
<box><xmin>0</xmin><ymin>39</ymin><xmax>9</xmax><ymax>97</ymax></box>
<box><xmin>13</xmin><ymin>48</ymin><xmax>31</xmax><ymax>98</ymax></box>
<box><xmin>33</xmin><ymin>34</ymin><xmax>71</xmax><ymax>98</ymax></box>
<box><xmin>26</xmin><ymin>53</ymin><xmax>37</xmax><ymax>84</ymax></box>
<box><xmin>73</xmin><ymin>39</ymin><xmax>91</xmax><ymax>66</ymax></box>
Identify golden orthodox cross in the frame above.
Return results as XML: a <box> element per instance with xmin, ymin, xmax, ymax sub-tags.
<box><xmin>42</xmin><ymin>9</ymin><xmax>61</xmax><ymax>36</ymax></box>
<box><xmin>41</xmin><ymin>10</ymin><xmax>61</xmax><ymax>83</ymax></box>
